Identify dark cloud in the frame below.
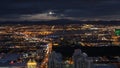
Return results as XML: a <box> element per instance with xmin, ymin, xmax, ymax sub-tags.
<box><xmin>0</xmin><ymin>0</ymin><xmax>120</xmax><ymax>21</ymax></box>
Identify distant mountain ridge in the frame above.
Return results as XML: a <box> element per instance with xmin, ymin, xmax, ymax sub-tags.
<box><xmin>0</xmin><ymin>19</ymin><xmax>120</xmax><ymax>25</ymax></box>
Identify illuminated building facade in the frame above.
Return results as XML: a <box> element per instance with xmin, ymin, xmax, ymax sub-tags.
<box><xmin>27</xmin><ymin>59</ymin><xmax>37</xmax><ymax>68</ymax></box>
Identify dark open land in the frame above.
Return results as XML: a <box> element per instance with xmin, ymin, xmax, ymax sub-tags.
<box><xmin>53</xmin><ymin>45</ymin><xmax>120</xmax><ymax>58</ymax></box>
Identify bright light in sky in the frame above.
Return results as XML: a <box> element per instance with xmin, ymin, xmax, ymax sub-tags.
<box><xmin>48</xmin><ymin>11</ymin><xmax>54</xmax><ymax>15</ymax></box>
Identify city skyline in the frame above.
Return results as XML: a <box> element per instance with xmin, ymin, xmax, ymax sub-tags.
<box><xmin>1</xmin><ymin>1</ymin><xmax>120</xmax><ymax>68</ymax></box>
<box><xmin>0</xmin><ymin>22</ymin><xmax>120</xmax><ymax>68</ymax></box>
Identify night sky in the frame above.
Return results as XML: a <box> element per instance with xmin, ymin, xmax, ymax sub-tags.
<box><xmin>0</xmin><ymin>0</ymin><xmax>120</xmax><ymax>21</ymax></box>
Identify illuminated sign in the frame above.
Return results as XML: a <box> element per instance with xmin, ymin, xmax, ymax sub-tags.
<box><xmin>115</xmin><ymin>29</ymin><xmax>120</xmax><ymax>36</ymax></box>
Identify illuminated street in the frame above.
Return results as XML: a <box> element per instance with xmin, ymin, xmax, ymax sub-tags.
<box><xmin>40</xmin><ymin>43</ymin><xmax>52</xmax><ymax>68</ymax></box>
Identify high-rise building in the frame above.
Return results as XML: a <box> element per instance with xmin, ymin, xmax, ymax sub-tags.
<box><xmin>48</xmin><ymin>49</ymin><xmax>93</xmax><ymax>68</ymax></box>
<box><xmin>48</xmin><ymin>51</ymin><xmax>63</xmax><ymax>68</ymax></box>
<box><xmin>72</xmin><ymin>49</ymin><xmax>93</xmax><ymax>68</ymax></box>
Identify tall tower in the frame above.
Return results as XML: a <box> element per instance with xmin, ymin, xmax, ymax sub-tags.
<box><xmin>48</xmin><ymin>51</ymin><xmax>63</xmax><ymax>68</ymax></box>
<box><xmin>72</xmin><ymin>49</ymin><xmax>93</xmax><ymax>68</ymax></box>
<box><xmin>27</xmin><ymin>59</ymin><xmax>37</xmax><ymax>68</ymax></box>
<box><xmin>72</xmin><ymin>49</ymin><xmax>82</xmax><ymax>68</ymax></box>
